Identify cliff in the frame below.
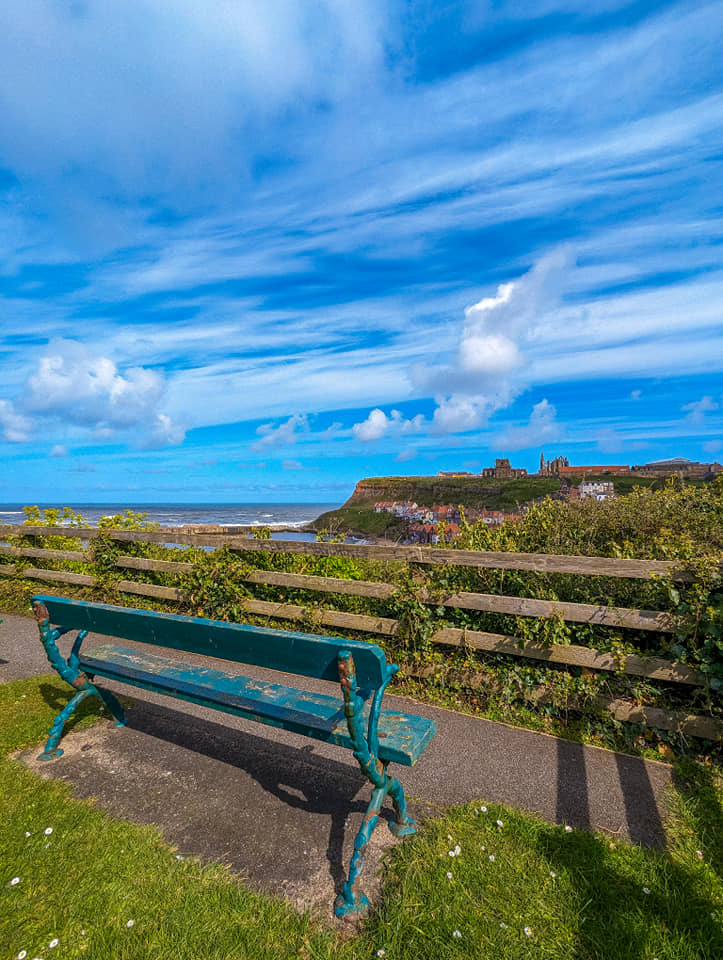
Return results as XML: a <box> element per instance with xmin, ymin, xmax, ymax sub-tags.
<box><xmin>344</xmin><ymin>474</ymin><xmax>560</xmax><ymax>510</ymax></box>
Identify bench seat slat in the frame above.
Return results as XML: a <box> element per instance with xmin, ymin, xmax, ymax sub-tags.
<box><xmin>39</xmin><ymin>596</ymin><xmax>388</xmax><ymax>688</ymax></box>
<box><xmin>80</xmin><ymin>645</ymin><xmax>436</xmax><ymax>767</ymax></box>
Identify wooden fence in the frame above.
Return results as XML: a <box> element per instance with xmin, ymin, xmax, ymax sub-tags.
<box><xmin>1</xmin><ymin>523</ymin><xmax>720</xmax><ymax>741</ymax></box>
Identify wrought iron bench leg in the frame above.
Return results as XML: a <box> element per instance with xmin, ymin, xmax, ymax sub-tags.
<box><xmin>335</xmin><ymin>650</ymin><xmax>418</xmax><ymax>918</ymax></box>
<box><xmin>38</xmin><ymin>687</ymin><xmax>93</xmax><ymax>760</ymax></box>
<box><xmin>33</xmin><ymin>600</ymin><xmax>127</xmax><ymax>761</ymax></box>
<box><xmin>336</xmin><ymin>784</ymin><xmax>386</xmax><ymax>915</ymax></box>
<box><xmin>385</xmin><ymin>768</ymin><xmax>417</xmax><ymax>838</ymax></box>
<box><xmin>94</xmin><ymin>686</ymin><xmax>128</xmax><ymax>727</ymax></box>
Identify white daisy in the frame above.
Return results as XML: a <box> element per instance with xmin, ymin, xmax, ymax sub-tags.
<box><xmin>452</xmin><ymin>930</ymin><xmax>462</xmax><ymax>939</ymax></box>
<box><xmin>377</xmin><ymin>951</ymin><xmax>386</xmax><ymax>958</ymax></box>
<box><xmin>642</xmin><ymin>887</ymin><xmax>651</xmax><ymax>895</ymax></box>
<box><xmin>446</xmin><ymin>871</ymin><xmax>453</xmax><ymax>879</ymax></box>
<box><xmin>454</xmin><ymin>844</ymin><xmax>461</xmax><ymax>855</ymax></box>
<box><xmin>44</xmin><ymin>827</ymin><xmax>53</xmax><ymax>836</ymax></box>
<box><xmin>24</xmin><ymin>832</ymin><xmax>30</xmax><ymax>838</ymax></box>
<box><xmin>499</xmin><ymin>922</ymin><xmax>508</xmax><ymax>929</ymax></box>
<box><xmin>49</xmin><ymin>940</ymin><xmax>58</xmax><ymax>949</ymax></box>
<box><xmin>550</xmin><ymin>871</ymin><xmax>556</xmax><ymax>879</ymax></box>
<box><xmin>17</xmin><ymin>952</ymin><xmax>27</xmax><ymax>959</ymax></box>
<box><xmin>10</xmin><ymin>877</ymin><xmax>20</xmax><ymax>886</ymax></box>
<box><xmin>524</xmin><ymin>926</ymin><xmax>533</xmax><ymax>937</ymax></box>
<box><xmin>496</xmin><ymin>819</ymin><xmax>503</xmax><ymax>828</ymax></box>
<box><xmin>564</xmin><ymin>825</ymin><xmax>573</xmax><ymax>833</ymax></box>
<box><xmin>489</xmin><ymin>854</ymin><xmax>495</xmax><ymax>862</ymax></box>
<box><xmin>480</xmin><ymin>805</ymin><xmax>487</xmax><ymax>813</ymax></box>
<box><xmin>125</xmin><ymin>919</ymin><xmax>135</xmax><ymax>928</ymax></box>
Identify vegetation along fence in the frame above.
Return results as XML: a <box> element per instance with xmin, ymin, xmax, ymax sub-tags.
<box><xmin>1</xmin><ymin>517</ymin><xmax>721</xmax><ymax>744</ymax></box>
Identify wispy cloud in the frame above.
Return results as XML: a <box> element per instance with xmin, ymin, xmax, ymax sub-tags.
<box><xmin>682</xmin><ymin>395</ymin><xmax>719</xmax><ymax>425</ymax></box>
<box><xmin>1</xmin><ymin>2</ymin><xmax>722</xmax><ymax>499</ymax></box>
<box><xmin>252</xmin><ymin>413</ymin><xmax>308</xmax><ymax>451</ymax></box>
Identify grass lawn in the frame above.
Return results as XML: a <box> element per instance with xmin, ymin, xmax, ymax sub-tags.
<box><xmin>1</xmin><ymin>676</ymin><xmax>722</xmax><ymax>959</ymax></box>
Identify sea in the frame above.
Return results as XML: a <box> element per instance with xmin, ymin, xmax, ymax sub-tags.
<box><xmin>0</xmin><ymin>503</ymin><xmax>340</xmax><ymax>542</ymax></box>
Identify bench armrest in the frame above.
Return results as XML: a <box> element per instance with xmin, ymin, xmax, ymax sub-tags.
<box><xmin>33</xmin><ymin>599</ymin><xmax>89</xmax><ymax>687</ymax></box>
<box><xmin>338</xmin><ymin>650</ymin><xmax>399</xmax><ymax>786</ymax></box>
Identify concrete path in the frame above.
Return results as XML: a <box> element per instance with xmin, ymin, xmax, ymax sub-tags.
<box><xmin>0</xmin><ymin>611</ymin><xmax>673</xmax><ymax>915</ymax></box>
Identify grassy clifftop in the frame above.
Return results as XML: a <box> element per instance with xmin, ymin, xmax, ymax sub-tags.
<box><xmin>311</xmin><ymin>474</ymin><xmax>561</xmax><ymax>538</ymax></box>
<box><xmin>345</xmin><ymin>474</ymin><xmax>560</xmax><ymax>509</ymax></box>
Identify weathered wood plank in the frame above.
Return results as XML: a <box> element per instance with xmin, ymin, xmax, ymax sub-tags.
<box><xmin>0</xmin><ymin>524</ymin><xmax>99</xmax><ymax>540</ymax></box>
<box><xmin>244</xmin><ymin>569</ymin><xmax>396</xmax><ymax>599</ymax></box>
<box><xmin>402</xmin><ymin>663</ymin><xmax>721</xmax><ymax>739</ymax></box>
<box><xmin>431</xmin><ymin>627</ymin><xmax>703</xmax><ymax>685</ymax></box>
<box><xmin>116</xmin><ymin>556</ymin><xmax>194</xmax><ymax>575</ymax></box>
<box><xmin>0</xmin><ymin>545</ymin><xmax>88</xmax><ymax>562</ymax></box>
<box><xmin>442</xmin><ymin>591</ymin><xmax>681</xmax><ymax>632</ymax></box>
<box><xmin>116</xmin><ymin>580</ymin><xmax>184</xmax><ymax>600</ymax></box>
<box><xmin>600</xmin><ymin>698</ymin><xmax>722</xmax><ymax>740</ymax></box>
<box><xmin>240</xmin><ymin>599</ymin><xmax>400</xmax><ymax>637</ymax></box>
<box><xmin>0</xmin><ymin>523</ymin><xmax>699</xmax><ymax>579</ymax></box>
<box><xmin>23</xmin><ymin>567</ymin><xmax>97</xmax><ymax>587</ymax></box>
<box><xmin>113</xmin><ymin>555</ymin><xmax>679</xmax><ymax>631</ymax></box>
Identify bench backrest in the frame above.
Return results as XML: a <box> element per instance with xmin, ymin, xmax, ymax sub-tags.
<box><xmin>33</xmin><ymin>596</ymin><xmax>389</xmax><ymax>689</ymax></box>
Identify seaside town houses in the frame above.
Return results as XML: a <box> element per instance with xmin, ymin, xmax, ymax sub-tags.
<box><xmin>373</xmin><ymin>500</ymin><xmax>521</xmax><ymax>543</ymax></box>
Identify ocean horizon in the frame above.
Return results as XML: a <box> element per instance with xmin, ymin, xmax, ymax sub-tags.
<box><xmin>0</xmin><ymin>502</ymin><xmax>340</xmax><ymax>540</ymax></box>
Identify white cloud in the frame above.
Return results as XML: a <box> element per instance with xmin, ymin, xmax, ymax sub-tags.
<box><xmin>416</xmin><ymin>251</ymin><xmax>570</xmax><ymax>434</ymax></box>
<box><xmin>352</xmin><ymin>408</ymin><xmax>391</xmax><ymax>442</ymax></box>
<box><xmin>49</xmin><ymin>444</ymin><xmax>67</xmax><ymax>458</ymax></box>
<box><xmin>23</xmin><ymin>339</ymin><xmax>162</xmax><ymax>427</ymax></box>
<box><xmin>351</xmin><ymin>408</ymin><xmax>424</xmax><ymax>443</ymax></box>
<box><xmin>10</xmin><ymin>338</ymin><xmax>183</xmax><ymax>447</ymax></box>
<box><xmin>702</xmin><ymin>439</ymin><xmax>722</xmax><ymax>455</ymax></box>
<box><xmin>0</xmin><ymin>400</ymin><xmax>31</xmax><ymax>443</ymax></box>
<box><xmin>497</xmin><ymin>399</ymin><xmax>561</xmax><ymax>451</ymax></box>
<box><xmin>430</xmin><ymin>397</ymin><xmax>488</xmax><ymax>434</ymax></box>
<box><xmin>252</xmin><ymin>413</ymin><xmax>308</xmax><ymax>451</ymax></box>
<box><xmin>282</xmin><ymin>459</ymin><xmax>303</xmax><ymax>471</ymax></box>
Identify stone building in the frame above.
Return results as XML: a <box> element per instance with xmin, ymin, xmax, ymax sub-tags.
<box><xmin>631</xmin><ymin>458</ymin><xmax>722</xmax><ymax>478</ymax></box>
<box><xmin>539</xmin><ymin>453</ymin><xmax>569</xmax><ymax>476</ymax></box>
<box><xmin>481</xmin><ymin>457</ymin><xmax>527</xmax><ymax>479</ymax></box>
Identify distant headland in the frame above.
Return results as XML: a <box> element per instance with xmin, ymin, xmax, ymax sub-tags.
<box><xmin>311</xmin><ymin>454</ymin><xmax>722</xmax><ymax>541</ymax></box>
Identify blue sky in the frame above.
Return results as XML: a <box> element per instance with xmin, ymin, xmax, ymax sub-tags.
<box><xmin>1</xmin><ymin>1</ymin><xmax>721</xmax><ymax>505</ymax></box>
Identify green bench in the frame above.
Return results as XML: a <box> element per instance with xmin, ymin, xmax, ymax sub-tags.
<box><xmin>32</xmin><ymin>595</ymin><xmax>436</xmax><ymax>917</ymax></box>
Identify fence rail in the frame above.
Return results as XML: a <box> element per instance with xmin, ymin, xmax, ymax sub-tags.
<box><xmin>1</xmin><ymin>523</ymin><xmax>719</xmax><ymax>740</ymax></box>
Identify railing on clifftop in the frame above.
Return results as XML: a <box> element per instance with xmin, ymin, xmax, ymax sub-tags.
<box><xmin>1</xmin><ymin>522</ymin><xmax>720</xmax><ymax>741</ymax></box>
